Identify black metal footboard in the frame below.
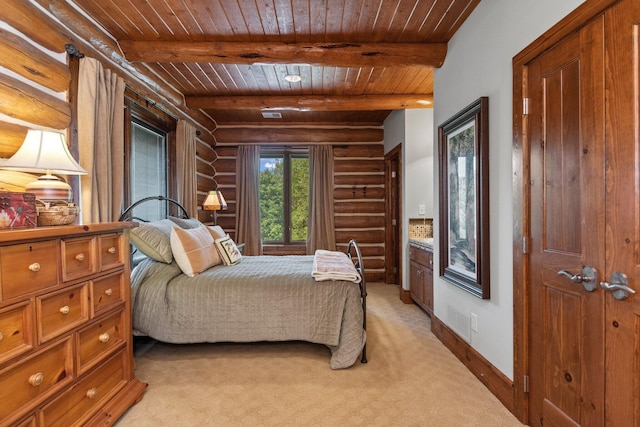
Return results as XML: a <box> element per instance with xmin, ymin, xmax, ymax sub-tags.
<box><xmin>347</xmin><ymin>239</ymin><xmax>367</xmax><ymax>364</ymax></box>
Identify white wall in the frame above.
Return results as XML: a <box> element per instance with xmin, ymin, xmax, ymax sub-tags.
<box><xmin>384</xmin><ymin>109</ymin><xmax>434</xmax><ymax>291</ymax></box>
<box><xmin>432</xmin><ymin>0</ymin><xmax>585</xmax><ymax>379</ymax></box>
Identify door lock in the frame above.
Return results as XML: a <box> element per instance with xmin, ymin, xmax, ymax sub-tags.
<box><xmin>557</xmin><ymin>266</ymin><xmax>598</xmax><ymax>292</ymax></box>
<box><xmin>600</xmin><ymin>272</ymin><xmax>636</xmax><ymax>301</ymax></box>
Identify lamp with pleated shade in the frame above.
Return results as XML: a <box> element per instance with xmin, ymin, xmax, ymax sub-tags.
<box><xmin>1</xmin><ymin>130</ymin><xmax>87</xmax><ymax>203</ymax></box>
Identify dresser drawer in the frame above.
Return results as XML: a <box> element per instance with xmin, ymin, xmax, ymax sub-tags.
<box><xmin>98</xmin><ymin>233</ymin><xmax>123</xmax><ymax>272</ymax></box>
<box><xmin>76</xmin><ymin>309</ymin><xmax>125</xmax><ymax>375</ymax></box>
<box><xmin>91</xmin><ymin>272</ymin><xmax>125</xmax><ymax>317</ymax></box>
<box><xmin>40</xmin><ymin>350</ymin><xmax>127</xmax><ymax>427</ymax></box>
<box><xmin>0</xmin><ymin>241</ymin><xmax>58</xmax><ymax>300</ymax></box>
<box><xmin>0</xmin><ymin>301</ymin><xmax>34</xmax><ymax>366</ymax></box>
<box><xmin>61</xmin><ymin>237</ymin><xmax>96</xmax><ymax>282</ymax></box>
<box><xmin>37</xmin><ymin>283</ymin><xmax>89</xmax><ymax>343</ymax></box>
<box><xmin>0</xmin><ymin>337</ymin><xmax>73</xmax><ymax>421</ymax></box>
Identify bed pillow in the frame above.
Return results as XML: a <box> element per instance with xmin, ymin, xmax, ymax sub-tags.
<box><xmin>207</xmin><ymin>225</ymin><xmax>226</xmax><ymax>240</ymax></box>
<box><xmin>171</xmin><ymin>224</ymin><xmax>222</xmax><ymax>276</ymax></box>
<box><xmin>129</xmin><ymin>219</ymin><xmax>177</xmax><ymax>263</ymax></box>
<box><xmin>215</xmin><ymin>236</ymin><xmax>242</xmax><ymax>265</ymax></box>
<box><xmin>168</xmin><ymin>216</ymin><xmax>203</xmax><ymax>229</ymax></box>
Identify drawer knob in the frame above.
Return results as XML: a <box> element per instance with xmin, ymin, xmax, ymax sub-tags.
<box><xmin>59</xmin><ymin>305</ymin><xmax>70</xmax><ymax>315</ymax></box>
<box><xmin>86</xmin><ymin>388</ymin><xmax>98</xmax><ymax>399</ymax></box>
<box><xmin>104</xmin><ymin>288</ymin><xmax>113</xmax><ymax>296</ymax></box>
<box><xmin>75</xmin><ymin>253</ymin><xmax>85</xmax><ymax>261</ymax></box>
<box><xmin>29</xmin><ymin>372</ymin><xmax>44</xmax><ymax>387</ymax></box>
<box><xmin>98</xmin><ymin>332</ymin><xmax>110</xmax><ymax>343</ymax></box>
<box><xmin>108</xmin><ymin>247</ymin><xmax>116</xmax><ymax>254</ymax></box>
<box><xmin>28</xmin><ymin>262</ymin><xmax>40</xmax><ymax>272</ymax></box>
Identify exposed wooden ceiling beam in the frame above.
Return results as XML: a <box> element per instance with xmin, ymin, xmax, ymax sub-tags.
<box><xmin>186</xmin><ymin>94</ymin><xmax>433</xmax><ymax>111</ymax></box>
<box><xmin>119</xmin><ymin>41</ymin><xmax>447</xmax><ymax>68</ymax></box>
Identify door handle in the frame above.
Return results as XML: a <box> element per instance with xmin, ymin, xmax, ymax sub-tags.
<box><xmin>600</xmin><ymin>271</ymin><xmax>636</xmax><ymax>301</ymax></box>
<box><xmin>557</xmin><ymin>266</ymin><xmax>598</xmax><ymax>292</ymax></box>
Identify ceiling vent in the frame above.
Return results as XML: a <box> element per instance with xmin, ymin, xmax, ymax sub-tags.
<box><xmin>262</xmin><ymin>112</ymin><xmax>282</xmax><ymax>119</ymax></box>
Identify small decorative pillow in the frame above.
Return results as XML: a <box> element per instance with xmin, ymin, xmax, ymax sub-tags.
<box><xmin>170</xmin><ymin>224</ymin><xmax>222</xmax><ymax>277</ymax></box>
<box><xmin>129</xmin><ymin>219</ymin><xmax>177</xmax><ymax>263</ymax></box>
<box><xmin>215</xmin><ymin>236</ymin><xmax>242</xmax><ymax>265</ymax></box>
<box><xmin>168</xmin><ymin>216</ymin><xmax>203</xmax><ymax>229</ymax></box>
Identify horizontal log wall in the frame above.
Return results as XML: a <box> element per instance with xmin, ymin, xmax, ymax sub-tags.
<box><xmin>212</xmin><ymin>130</ymin><xmax>385</xmax><ymax>282</ymax></box>
<box><xmin>0</xmin><ymin>3</ymin><xmax>217</xmax><ymax>215</ymax></box>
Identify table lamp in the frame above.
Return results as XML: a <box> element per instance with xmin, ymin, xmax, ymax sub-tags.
<box><xmin>1</xmin><ymin>130</ymin><xmax>87</xmax><ymax>204</ymax></box>
<box><xmin>203</xmin><ymin>190</ymin><xmax>227</xmax><ymax>225</ymax></box>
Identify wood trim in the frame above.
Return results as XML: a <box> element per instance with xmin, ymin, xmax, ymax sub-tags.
<box><xmin>384</xmin><ymin>144</ymin><xmax>402</xmax><ymax>287</ymax></box>
<box><xmin>511</xmin><ymin>0</ymin><xmax>621</xmax><ymax>423</ymax></box>
<box><xmin>431</xmin><ymin>314</ymin><xmax>515</xmax><ymax>417</ymax></box>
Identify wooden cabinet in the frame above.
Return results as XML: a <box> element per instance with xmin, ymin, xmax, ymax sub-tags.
<box><xmin>409</xmin><ymin>244</ymin><xmax>433</xmax><ymax>315</ymax></box>
<box><xmin>0</xmin><ymin>223</ymin><xmax>146</xmax><ymax>427</ymax></box>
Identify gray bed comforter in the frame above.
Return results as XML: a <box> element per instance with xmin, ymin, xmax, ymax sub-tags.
<box><xmin>130</xmin><ymin>255</ymin><xmax>366</xmax><ymax>369</ymax></box>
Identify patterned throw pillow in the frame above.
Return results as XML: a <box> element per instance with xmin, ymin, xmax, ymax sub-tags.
<box><xmin>170</xmin><ymin>224</ymin><xmax>222</xmax><ymax>276</ymax></box>
<box><xmin>215</xmin><ymin>236</ymin><xmax>242</xmax><ymax>265</ymax></box>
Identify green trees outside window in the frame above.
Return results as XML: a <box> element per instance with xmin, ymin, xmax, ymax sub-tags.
<box><xmin>259</xmin><ymin>148</ymin><xmax>309</xmax><ymax>243</ymax></box>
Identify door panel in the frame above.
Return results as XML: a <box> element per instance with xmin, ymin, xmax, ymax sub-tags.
<box><xmin>603</xmin><ymin>1</ymin><xmax>640</xmax><ymax>425</ymax></box>
<box><xmin>528</xmin><ymin>16</ymin><xmax>605</xmax><ymax>427</ymax></box>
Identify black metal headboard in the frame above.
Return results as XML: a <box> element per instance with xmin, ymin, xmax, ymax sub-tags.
<box><xmin>118</xmin><ymin>195</ymin><xmax>189</xmax><ymax>222</ymax></box>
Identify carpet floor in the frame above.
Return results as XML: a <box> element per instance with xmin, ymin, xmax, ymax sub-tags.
<box><xmin>116</xmin><ymin>282</ymin><xmax>524</xmax><ymax>426</ymax></box>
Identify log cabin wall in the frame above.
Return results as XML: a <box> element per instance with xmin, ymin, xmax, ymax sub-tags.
<box><xmin>0</xmin><ymin>1</ymin><xmax>216</xmax><ymax>214</ymax></box>
<box><xmin>213</xmin><ymin>126</ymin><xmax>385</xmax><ymax>282</ymax></box>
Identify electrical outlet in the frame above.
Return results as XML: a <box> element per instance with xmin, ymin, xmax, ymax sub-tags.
<box><xmin>418</xmin><ymin>204</ymin><xmax>426</xmax><ymax>215</ymax></box>
<box><xmin>470</xmin><ymin>313</ymin><xmax>478</xmax><ymax>332</ymax></box>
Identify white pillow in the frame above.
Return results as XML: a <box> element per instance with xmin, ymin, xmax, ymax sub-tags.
<box><xmin>170</xmin><ymin>224</ymin><xmax>222</xmax><ymax>277</ymax></box>
<box><xmin>215</xmin><ymin>236</ymin><xmax>242</xmax><ymax>265</ymax></box>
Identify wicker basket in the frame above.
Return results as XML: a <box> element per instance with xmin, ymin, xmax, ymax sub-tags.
<box><xmin>36</xmin><ymin>200</ymin><xmax>79</xmax><ymax>226</ymax></box>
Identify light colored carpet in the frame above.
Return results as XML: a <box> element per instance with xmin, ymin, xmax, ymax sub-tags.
<box><xmin>117</xmin><ymin>282</ymin><xmax>524</xmax><ymax>426</ymax></box>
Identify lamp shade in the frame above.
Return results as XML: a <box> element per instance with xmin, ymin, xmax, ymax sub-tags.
<box><xmin>203</xmin><ymin>190</ymin><xmax>227</xmax><ymax>211</ymax></box>
<box><xmin>1</xmin><ymin>130</ymin><xmax>87</xmax><ymax>175</ymax></box>
<box><xmin>1</xmin><ymin>130</ymin><xmax>87</xmax><ymax>203</ymax></box>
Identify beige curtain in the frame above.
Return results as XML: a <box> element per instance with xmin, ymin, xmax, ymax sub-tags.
<box><xmin>235</xmin><ymin>145</ymin><xmax>262</xmax><ymax>255</ymax></box>
<box><xmin>176</xmin><ymin>120</ymin><xmax>197</xmax><ymax>217</ymax></box>
<box><xmin>306</xmin><ymin>145</ymin><xmax>336</xmax><ymax>253</ymax></box>
<box><xmin>78</xmin><ymin>57</ymin><xmax>125</xmax><ymax>223</ymax></box>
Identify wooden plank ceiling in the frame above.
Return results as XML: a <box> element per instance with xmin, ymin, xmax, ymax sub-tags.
<box><xmin>68</xmin><ymin>0</ymin><xmax>479</xmax><ymax>127</ymax></box>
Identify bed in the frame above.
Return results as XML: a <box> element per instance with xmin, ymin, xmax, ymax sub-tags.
<box><xmin>120</xmin><ymin>196</ymin><xmax>367</xmax><ymax>369</ymax></box>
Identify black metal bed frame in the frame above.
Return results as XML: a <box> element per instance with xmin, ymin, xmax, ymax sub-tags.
<box><xmin>119</xmin><ymin>195</ymin><xmax>368</xmax><ymax>364</ymax></box>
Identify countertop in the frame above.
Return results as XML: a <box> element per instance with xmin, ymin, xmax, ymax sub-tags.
<box><xmin>409</xmin><ymin>237</ymin><xmax>433</xmax><ymax>251</ymax></box>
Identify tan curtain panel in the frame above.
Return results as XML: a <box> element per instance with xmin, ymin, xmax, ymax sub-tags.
<box><xmin>77</xmin><ymin>57</ymin><xmax>125</xmax><ymax>223</ymax></box>
<box><xmin>176</xmin><ymin>120</ymin><xmax>197</xmax><ymax>217</ymax></box>
<box><xmin>306</xmin><ymin>145</ymin><xmax>336</xmax><ymax>253</ymax></box>
<box><xmin>235</xmin><ymin>145</ymin><xmax>262</xmax><ymax>255</ymax></box>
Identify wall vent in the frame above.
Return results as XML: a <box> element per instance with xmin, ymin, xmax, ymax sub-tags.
<box><xmin>262</xmin><ymin>112</ymin><xmax>282</xmax><ymax>119</ymax></box>
<box><xmin>447</xmin><ymin>305</ymin><xmax>471</xmax><ymax>343</ymax></box>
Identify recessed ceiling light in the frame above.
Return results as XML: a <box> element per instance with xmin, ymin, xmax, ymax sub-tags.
<box><xmin>284</xmin><ymin>74</ymin><xmax>301</xmax><ymax>83</ymax></box>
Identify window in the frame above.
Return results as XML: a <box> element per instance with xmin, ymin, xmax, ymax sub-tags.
<box><xmin>259</xmin><ymin>148</ymin><xmax>309</xmax><ymax>243</ymax></box>
<box><xmin>129</xmin><ymin>120</ymin><xmax>167</xmax><ymax>221</ymax></box>
<box><xmin>123</xmin><ymin>92</ymin><xmax>177</xmax><ymax>222</ymax></box>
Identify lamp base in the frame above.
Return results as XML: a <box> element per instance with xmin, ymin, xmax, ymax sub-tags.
<box><xmin>26</xmin><ymin>174</ymin><xmax>72</xmax><ymax>203</ymax></box>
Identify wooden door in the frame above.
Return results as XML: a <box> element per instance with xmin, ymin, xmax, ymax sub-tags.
<box><xmin>601</xmin><ymin>0</ymin><xmax>640</xmax><ymax>424</ymax></box>
<box><xmin>527</xmin><ymin>0</ymin><xmax>640</xmax><ymax>425</ymax></box>
<box><xmin>385</xmin><ymin>145</ymin><xmax>401</xmax><ymax>285</ymax></box>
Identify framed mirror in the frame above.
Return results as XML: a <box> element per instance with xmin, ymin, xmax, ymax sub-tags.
<box><xmin>438</xmin><ymin>96</ymin><xmax>490</xmax><ymax>299</ymax></box>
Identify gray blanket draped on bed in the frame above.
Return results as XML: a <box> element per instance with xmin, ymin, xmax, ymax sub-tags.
<box><xmin>130</xmin><ymin>255</ymin><xmax>366</xmax><ymax>369</ymax></box>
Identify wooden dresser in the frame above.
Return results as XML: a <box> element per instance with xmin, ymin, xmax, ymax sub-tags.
<box><xmin>0</xmin><ymin>223</ymin><xmax>146</xmax><ymax>427</ymax></box>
